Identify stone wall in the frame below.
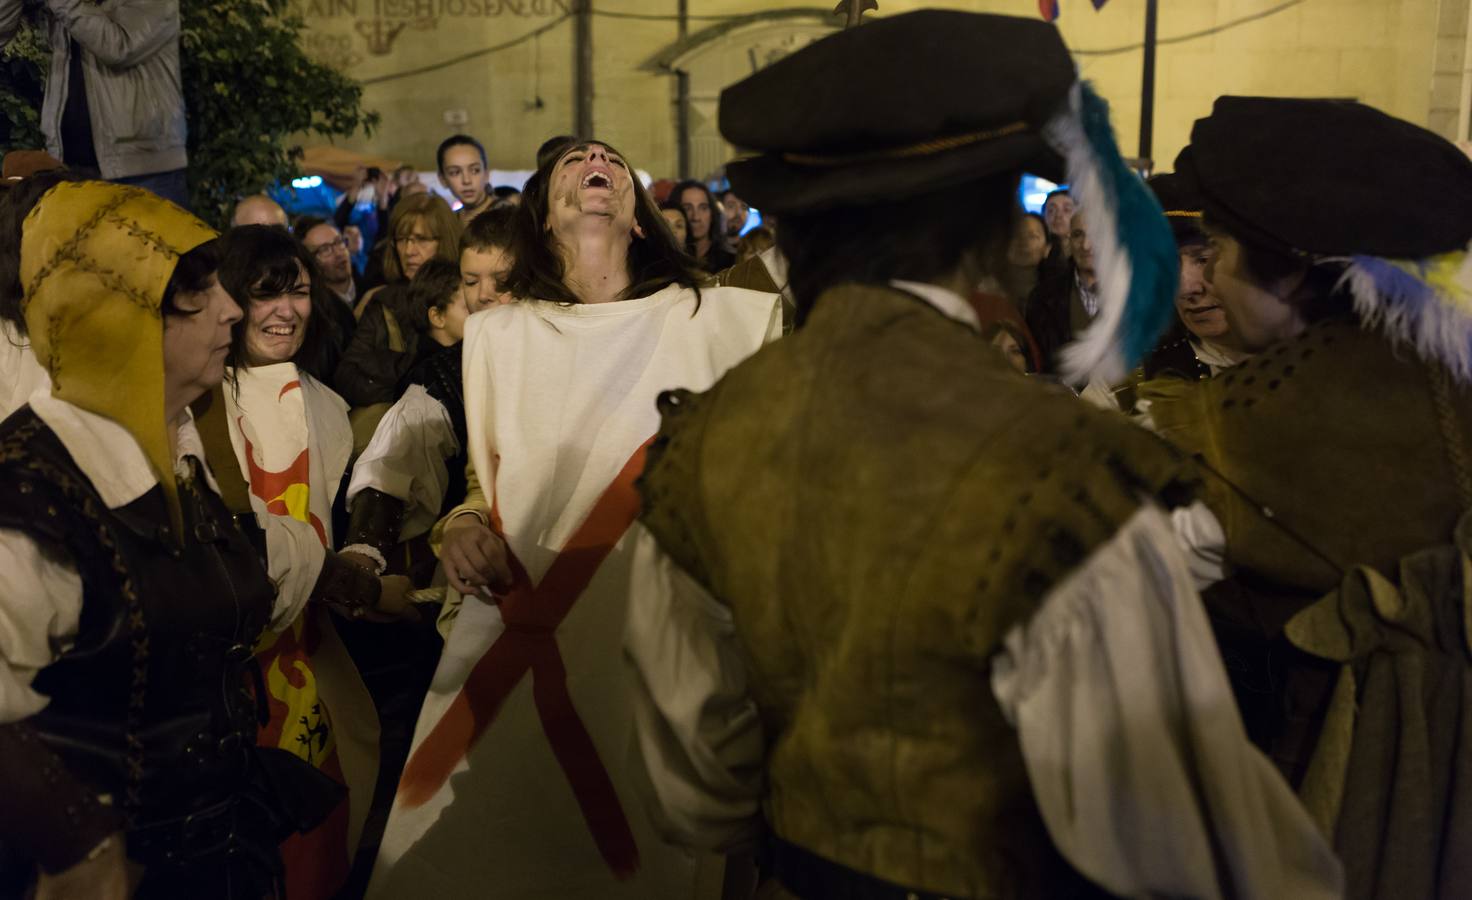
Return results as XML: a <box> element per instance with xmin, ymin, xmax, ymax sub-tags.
<box><xmin>294</xmin><ymin>0</ymin><xmax>1447</xmax><ymax>180</ymax></box>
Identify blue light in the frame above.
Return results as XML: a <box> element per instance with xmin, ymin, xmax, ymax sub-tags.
<box><xmin>738</xmin><ymin>208</ymin><xmax>762</xmax><ymax>236</ymax></box>
<box><xmin>291</xmin><ymin>175</ymin><xmax>323</xmax><ymax>189</ymax></box>
<box><xmin>1020</xmin><ymin>174</ymin><xmax>1063</xmax><ymax>214</ymax></box>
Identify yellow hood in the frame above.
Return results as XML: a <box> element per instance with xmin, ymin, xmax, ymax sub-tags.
<box><xmin>21</xmin><ymin>182</ymin><xmax>217</xmax><ymax>532</ymax></box>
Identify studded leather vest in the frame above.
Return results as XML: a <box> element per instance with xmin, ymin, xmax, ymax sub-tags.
<box><xmin>639</xmin><ymin>284</ymin><xmax>1195</xmax><ymax>898</ymax></box>
<box><xmin>0</xmin><ymin>409</ymin><xmax>276</xmax><ymax>826</ymax></box>
<box><xmin>1146</xmin><ymin>316</ymin><xmax>1472</xmax><ymax>781</ymax></box>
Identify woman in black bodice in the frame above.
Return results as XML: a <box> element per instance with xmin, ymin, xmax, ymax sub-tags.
<box><xmin>0</xmin><ymin>182</ymin><xmax>402</xmax><ymax>898</ymax></box>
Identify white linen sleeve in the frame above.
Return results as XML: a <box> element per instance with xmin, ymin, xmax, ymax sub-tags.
<box><xmin>0</xmin><ymin>529</ymin><xmax>83</xmax><ymax>724</ymax></box>
<box><xmin>762</xmin><ymin>295</ymin><xmax>785</xmax><ymax>345</ymax></box>
<box><xmin>1171</xmin><ymin>498</ymin><xmax>1229</xmax><ymax>591</ymax></box>
<box><xmin>345</xmin><ymin>384</ymin><xmax>458</xmax><ymax>542</ymax></box>
<box><xmin>623</xmin><ymin>524</ymin><xmax>765</xmax><ymax>852</ymax></box>
<box><xmin>990</xmin><ymin>504</ymin><xmax>1343</xmax><ymax>900</ymax></box>
<box><xmin>260</xmin><ymin>514</ymin><xmax>327</xmax><ymax>633</ymax></box>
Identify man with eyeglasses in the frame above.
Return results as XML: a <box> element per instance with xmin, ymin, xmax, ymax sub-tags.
<box><xmin>293</xmin><ymin>215</ymin><xmax>360</xmax><ymax>343</ymax></box>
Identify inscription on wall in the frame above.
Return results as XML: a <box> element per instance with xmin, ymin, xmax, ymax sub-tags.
<box><xmin>292</xmin><ymin>0</ymin><xmax>571</xmax><ymax>60</ymax></box>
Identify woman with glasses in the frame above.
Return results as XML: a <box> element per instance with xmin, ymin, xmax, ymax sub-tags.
<box><xmin>334</xmin><ymin>194</ymin><xmax>463</xmax><ymax>410</ymax></box>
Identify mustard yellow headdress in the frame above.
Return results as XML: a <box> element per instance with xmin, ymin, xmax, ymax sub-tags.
<box><xmin>21</xmin><ymin>182</ymin><xmax>217</xmax><ymax>533</ymax></box>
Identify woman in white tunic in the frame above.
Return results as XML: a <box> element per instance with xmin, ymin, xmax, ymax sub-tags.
<box><xmin>211</xmin><ymin>225</ymin><xmax>411</xmax><ymax>899</ymax></box>
<box><xmin>367</xmin><ymin>142</ymin><xmax>782</xmax><ymax>899</ymax></box>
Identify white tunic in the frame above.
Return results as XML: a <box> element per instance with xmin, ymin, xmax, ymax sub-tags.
<box><xmin>368</xmin><ymin>283</ymin><xmax>783</xmax><ymax>899</ymax></box>
<box><xmin>346</xmin><ymin>384</ymin><xmax>459</xmax><ymax>543</ymax></box>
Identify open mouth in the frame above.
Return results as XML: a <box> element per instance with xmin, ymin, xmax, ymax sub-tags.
<box><xmin>581</xmin><ymin>171</ymin><xmax>613</xmax><ymax>190</ymax></box>
<box><xmin>1184</xmin><ymin>304</ymin><xmax>1221</xmax><ymax>316</ymax></box>
<box><xmin>262</xmin><ymin>324</ymin><xmax>298</xmax><ymax>337</ymax></box>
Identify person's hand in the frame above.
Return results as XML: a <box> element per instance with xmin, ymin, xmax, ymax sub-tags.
<box><xmin>343</xmin><ymin>225</ymin><xmax>363</xmax><ymax>255</ymax></box>
<box><xmin>374</xmin><ymin>575</ymin><xmax>418</xmax><ymax>621</ymax></box>
<box><xmin>35</xmin><ymin>834</ymin><xmax>132</xmax><ymax>900</ymax></box>
<box><xmin>441</xmin><ymin>515</ymin><xmax>513</xmax><ymax>602</ymax></box>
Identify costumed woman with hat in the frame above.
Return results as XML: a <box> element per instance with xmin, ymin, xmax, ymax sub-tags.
<box><xmin>622</xmin><ymin>12</ymin><xmax>1342</xmax><ymax>900</ymax></box>
<box><xmin>0</xmin><ymin>182</ymin><xmax>396</xmax><ymax>897</ymax></box>
<box><xmin>1151</xmin><ymin>96</ymin><xmax>1472</xmax><ymax>899</ymax></box>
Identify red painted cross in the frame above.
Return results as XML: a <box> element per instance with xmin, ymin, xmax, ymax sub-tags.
<box><xmin>396</xmin><ymin>439</ymin><xmax>654</xmax><ymax>879</ymax></box>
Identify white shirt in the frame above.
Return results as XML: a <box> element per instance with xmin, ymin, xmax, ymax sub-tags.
<box><xmin>0</xmin><ymin>395</ymin><xmax>269</xmax><ymax>724</ymax></box>
<box><xmin>1076</xmin><ymin>271</ymin><xmax>1100</xmax><ymax>319</ymax></box>
<box><xmin>0</xmin><ymin>319</ymin><xmax>51</xmax><ymax>423</ymax></box>
<box><xmin>1195</xmin><ymin>337</ymin><xmax>1250</xmax><ymax>374</ymax></box>
<box><xmin>890</xmin><ymin>279</ymin><xmax>980</xmax><ymax>331</ymax></box>
<box><xmin>622</xmin><ymin>283</ymin><xmax>1342</xmax><ymax>900</ymax></box>
<box><xmin>346</xmin><ymin>383</ymin><xmax>459</xmax><ymax>542</ymax></box>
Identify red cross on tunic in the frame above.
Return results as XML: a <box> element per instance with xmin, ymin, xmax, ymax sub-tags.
<box><xmin>396</xmin><ymin>438</ymin><xmax>654</xmax><ymax>879</ymax></box>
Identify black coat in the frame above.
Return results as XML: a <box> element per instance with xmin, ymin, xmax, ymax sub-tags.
<box><xmin>332</xmin><ymin>284</ymin><xmax>430</xmax><ymax>407</ymax></box>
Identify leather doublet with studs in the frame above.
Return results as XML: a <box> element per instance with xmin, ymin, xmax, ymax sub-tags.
<box><xmin>0</xmin><ymin>408</ymin><xmax>277</xmax><ymax>866</ymax></box>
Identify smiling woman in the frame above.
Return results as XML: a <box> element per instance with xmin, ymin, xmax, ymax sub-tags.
<box><xmin>209</xmin><ymin>226</ymin><xmax>412</xmax><ymax>894</ymax></box>
<box><xmin>219</xmin><ymin>226</ymin><xmax>339</xmax><ymax>380</ymax></box>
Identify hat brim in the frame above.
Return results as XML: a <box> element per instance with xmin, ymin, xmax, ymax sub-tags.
<box><xmin>728</xmin><ymin>130</ymin><xmax>1063</xmax><ymax>215</ymax></box>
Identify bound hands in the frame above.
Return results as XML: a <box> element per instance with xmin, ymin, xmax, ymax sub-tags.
<box><xmin>338</xmin><ymin>552</ymin><xmax>418</xmax><ymax>622</ymax></box>
<box><xmin>440</xmin><ymin>514</ymin><xmax>514</xmax><ymax>603</ymax></box>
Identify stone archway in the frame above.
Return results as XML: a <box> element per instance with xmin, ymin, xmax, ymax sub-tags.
<box><xmin>644</xmin><ymin>10</ymin><xmax>840</xmax><ymax>180</ymax></box>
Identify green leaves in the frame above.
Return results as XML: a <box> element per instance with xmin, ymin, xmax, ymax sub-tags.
<box><xmin>181</xmin><ymin>0</ymin><xmax>379</xmax><ymax>226</ymax></box>
<box><xmin>0</xmin><ymin>3</ymin><xmax>375</xmax><ymax>225</ymax></box>
<box><xmin>0</xmin><ymin>15</ymin><xmax>49</xmax><ymax>153</ymax></box>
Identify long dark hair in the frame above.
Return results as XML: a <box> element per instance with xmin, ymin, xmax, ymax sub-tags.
<box><xmin>161</xmin><ymin>239</ymin><xmax>224</xmax><ymax>316</ymax></box>
<box><xmin>217</xmin><ymin>225</ymin><xmax>336</xmax><ymax>381</ymax></box>
<box><xmin>670</xmin><ymin>179</ymin><xmax>726</xmax><ymax>247</ymax></box>
<box><xmin>500</xmin><ymin>140</ymin><xmax>705</xmax><ymax>304</ymax></box>
<box><xmin>0</xmin><ymin>170</ymin><xmax>82</xmax><ymax>339</ymax></box>
<box><xmin>776</xmin><ymin>171</ymin><xmax>1019</xmax><ymax>326</ymax></box>
<box><xmin>658</xmin><ymin>200</ymin><xmax>697</xmax><ymax>257</ymax></box>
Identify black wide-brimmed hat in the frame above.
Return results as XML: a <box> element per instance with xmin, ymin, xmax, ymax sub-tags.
<box><xmin>720</xmin><ymin>11</ymin><xmax>1075</xmax><ymax>215</ymax></box>
<box><xmin>1176</xmin><ymin>95</ymin><xmax>1472</xmax><ymax>381</ymax></box>
<box><xmin>1146</xmin><ymin>171</ymin><xmax>1206</xmax><ymax>247</ymax></box>
<box><xmin>1176</xmin><ymin>96</ymin><xmax>1472</xmax><ymax>259</ymax></box>
<box><xmin>719</xmin><ymin>10</ymin><xmax>1183</xmax><ymax>387</ymax></box>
